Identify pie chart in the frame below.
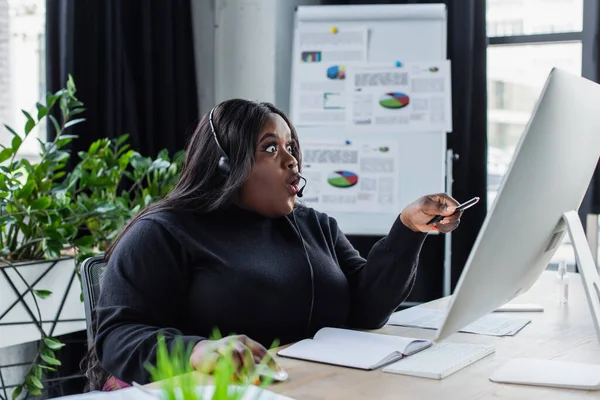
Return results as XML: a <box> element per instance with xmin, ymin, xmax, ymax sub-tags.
<box><xmin>379</xmin><ymin>92</ymin><xmax>410</xmax><ymax>109</ymax></box>
<box><xmin>328</xmin><ymin>171</ymin><xmax>358</xmax><ymax>188</ymax></box>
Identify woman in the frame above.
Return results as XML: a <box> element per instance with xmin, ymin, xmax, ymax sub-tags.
<box><xmin>93</xmin><ymin>99</ymin><xmax>462</xmax><ymax>387</ymax></box>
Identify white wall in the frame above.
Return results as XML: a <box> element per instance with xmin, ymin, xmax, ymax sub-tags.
<box><xmin>191</xmin><ymin>0</ymin><xmax>319</xmax><ymax>115</ymax></box>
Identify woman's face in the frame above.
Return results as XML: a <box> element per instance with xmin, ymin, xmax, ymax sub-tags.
<box><xmin>238</xmin><ymin>113</ymin><xmax>301</xmax><ymax>218</ymax></box>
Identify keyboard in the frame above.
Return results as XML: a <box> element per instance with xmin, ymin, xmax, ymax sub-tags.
<box><xmin>382</xmin><ymin>342</ymin><xmax>495</xmax><ymax>379</ymax></box>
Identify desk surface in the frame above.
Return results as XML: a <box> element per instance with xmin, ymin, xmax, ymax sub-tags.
<box><xmin>269</xmin><ymin>270</ymin><xmax>600</xmax><ymax>399</ymax></box>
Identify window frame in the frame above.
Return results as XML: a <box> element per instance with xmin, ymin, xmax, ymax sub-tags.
<box><xmin>485</xmin><ymin>0</ymin><xmax>598</xmax><ymax>267</ymax></box>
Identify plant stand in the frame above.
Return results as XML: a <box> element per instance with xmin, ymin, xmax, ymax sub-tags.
<box><xmin>0</xmin><ymin>257</ymin><xmax>86</xmax><ymax>399</ymax></box>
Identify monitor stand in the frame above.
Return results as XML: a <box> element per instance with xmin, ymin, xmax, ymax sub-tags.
<box><xmin>489</xmin><ymin>210</ymin><xmax>600</xmax><ymax>391</ymax></box>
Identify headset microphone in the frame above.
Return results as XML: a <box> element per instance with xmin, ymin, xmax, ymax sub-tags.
<box><xmin>297</xmin><ymin>176</ymin><xmax>307</xmax><ymax>198</ymax></box>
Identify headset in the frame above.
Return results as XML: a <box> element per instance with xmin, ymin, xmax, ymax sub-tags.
<box><xmin>208</xmin><ymin>106</ymin><xmax>232</xmax><ymax>176</ymax></box>
<box><xmin>208</xmin><ymin>104</ymin><xmax>314</xmax><ymax>335</ymax></box>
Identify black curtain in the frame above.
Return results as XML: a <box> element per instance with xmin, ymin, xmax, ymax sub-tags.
<box><xmin>46</xmin><ymin>0</ymin><xmax>199</xmax><ymax>169</ymax></box>
<box><xmin>322</xmin><ymin>0</ymin><xmax>488</xmax><ymax>301</ymax></box>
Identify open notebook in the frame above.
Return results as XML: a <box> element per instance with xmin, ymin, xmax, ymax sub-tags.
<box><xmin>277</xmin><ymin>327</ymin><xmax>431</xmax><ymax>370</ymax></box>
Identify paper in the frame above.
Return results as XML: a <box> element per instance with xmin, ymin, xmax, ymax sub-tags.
<box><xmin>292</xmin><ymin>27</ymin><xmax>368</xmax><ymax>126</ymax></box>
<box><xmin>388</xmin><ymin>307</ymin><xmax>531</xmax><ymax>337</ymax></box>
<box><xmin>346</xmin><ymin>61</ymin><xmax>452</xmax><ymax>132</ymax></box>
<box><xmin>299</xmin><ymin>139</ymin><xmax>399</xmax><ymax>214</ymax></box>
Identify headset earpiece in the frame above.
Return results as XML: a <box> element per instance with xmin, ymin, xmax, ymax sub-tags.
<box><xmin>218</xmin><ymin>156</ymin><xmax>231</xmax><ymax>176</ymax></box>
<box><xmin>209</xmin><ymin>106</ymin><xmax>231</xmax><ymax>176</ymax></box>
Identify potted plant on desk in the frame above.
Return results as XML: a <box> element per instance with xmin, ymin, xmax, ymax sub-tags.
<box><xmin>0</xmin><ymin>76</ymin><xmax>183</xmax><ymax>399</ymax></box>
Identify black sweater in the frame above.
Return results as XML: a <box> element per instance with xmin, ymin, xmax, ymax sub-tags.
<box><xmin>95</xmin><ymin>205</ymin><xmax>427</xmax><ymax>384</ymax></box>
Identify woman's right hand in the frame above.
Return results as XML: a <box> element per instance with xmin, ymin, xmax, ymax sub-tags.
<box><xmin>189</xmin><ymin>334</ymin><xmax>280</xmax><ymax>376</ymax></box>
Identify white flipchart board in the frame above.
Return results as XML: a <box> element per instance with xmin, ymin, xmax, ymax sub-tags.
<box><xmin>290</xmin><ymin>4</ymin><xmax>448</xmax><ymax>236</ymax></box>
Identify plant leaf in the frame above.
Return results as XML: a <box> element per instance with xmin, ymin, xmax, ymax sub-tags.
<box><xmin>40</xmin><ymin>354</ymin><xmax>61</xmax><ymax>366</ymax></box>
<box><xmin>0</xmin><ymin>148</ymin><xmax>12</xmax><ymax>164</ymax></box>
<box><xmin>74</xmin><ymin>235</ymin><xmax>95</xmax><ymax>247</ymax></box>
<box><xmin>44</xmin><ymin>337</ymin><xmax>65</xmax><ymax>350</ymax></box>
<box><xmin>69</xmin><ymin>108</ymin><xmax>86</xmax><ymax>117</ymax></box>
<box><xmin>11</xmin><ymin>385</ymin><xmax>22</xmax><ymax>399</ymax></box>
<box><xmin>39</xmin><ymin>365</ymin><xmax>57</xmax><ymax>372</ymax></box>
<box><xmin>116</xmin><ymin>134</ymin><xmax>130</xmax><ymax>146</ymax></box>
<box><xmin>64</xmin><ymin>118</ymin><xmax>86</xmax><ymax>129</ymax></box>
<box><xmin>28</xmin><ymin>375</ymin><xmax>44</xmax><ymax>389</ymax></box>
<box><xmin>22</xmin><ymin>111</ymin><xmax>35</xmax><ymax>134</ymax></box>
<box><xmin>30</xmin><ymin>197</ymin><xmax>52</xmax><ymax>210</ymax></box>
<box><xmin>34</xmin><ymin>290</ymin><xmax>52</xmax><ymax>299</ymax></box>
<box><xmin>49</xmin><ymin>115</ymin><xmax>61</xmax><ymax>138</ymax></box>
<box><xmin>15</xmin><ymin>181</ymin><xmax>35</xmax><ymax>199</ymax></box>
<box><xmin>4</xmin><ymin>124</ymin><xmax>19</xmax><ymax>137</ymax></box>
<box><xmin>36</xmin><ymin>103</ymin><xmax>49</xmax><ymax>120</ymax></box>
<box><xmin>11</xmin><ymin>135</ymin><xmax>22</xmax><ymax>151</ymax></box>
<box><xmin>46</xmin><ymin>93</ymin><xmax>60</xmax><ymax>109</ymax></box>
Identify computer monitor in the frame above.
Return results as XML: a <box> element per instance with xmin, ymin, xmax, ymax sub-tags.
<box><xmin>435</xmin><ymin>68</ymin><xmax>600</xmax><ymax>343</ymax></box>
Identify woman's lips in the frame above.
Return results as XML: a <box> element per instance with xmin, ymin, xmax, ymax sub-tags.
<box><xmin>287</xmin><ymin>183</ymin><xmax>299</xmax><ymax>195</ymax></box>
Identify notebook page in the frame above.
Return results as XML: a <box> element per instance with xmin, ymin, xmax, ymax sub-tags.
<box><xmin>313</xmin><ymin>327</ymin><xmax>429</xmax><ymax>355</ymax></box>
<box><xmin>277</xmin><ymin>338</ymin><xmax>399</xmax><ymax>370</ymax></box>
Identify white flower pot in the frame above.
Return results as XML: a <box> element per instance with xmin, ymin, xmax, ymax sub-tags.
<box><xmin>0</xmin><ymin>257</ymin><xmax>86</xmax><ymax>349</ymax></box>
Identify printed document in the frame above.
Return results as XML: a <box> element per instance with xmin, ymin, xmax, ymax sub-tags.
<box><xmin>300</xmin><ymin>139</ymin><xmax>399</xmax><ymax>214</ymax></box>
<box><xmin>346</xmin><ymin>61</ymin><xmax>452</xmax><ymax>132</ymax></box>
<box><xmin>291</xmin><ymin>27</ymin><xmax>368</xmax><ymax>126</ymax></box>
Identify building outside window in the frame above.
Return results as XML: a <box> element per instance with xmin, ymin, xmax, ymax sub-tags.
<box><xmin>0</xmin><ymin>0</ymin><xmax>45</xmax><ymax>161</ymax></box>
<box><xmin>486</xmin><ymin>0</ymin><xmax>585</xmax><ymax>265</ymax></box>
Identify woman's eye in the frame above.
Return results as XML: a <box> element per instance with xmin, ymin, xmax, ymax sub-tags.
<box><xmin>286</xmin><ymin>145</ymin><xmax>293</xmax><ymax>153</ymax></box>
<box><xmin>265</xmin><ymin>145</ymin><xmax>277</xmax><ymax>153</ymax></box>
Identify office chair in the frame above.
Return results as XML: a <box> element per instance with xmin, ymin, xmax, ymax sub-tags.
<box><xmin>80</xmin><ymin>255</ymin><xmax>107</xmax><ymax>350</ymax></box>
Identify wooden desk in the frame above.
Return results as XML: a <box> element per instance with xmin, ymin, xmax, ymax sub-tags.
<box><xmin>269</xmin><ymin>271</ymin><xmax>600</xmax><ymax>399</ymax></box>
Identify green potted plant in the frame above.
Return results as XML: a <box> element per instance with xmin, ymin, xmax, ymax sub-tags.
<box><xmin>0</xmin><ymin>76</ymin><xmax>183</xmax><ymax>399</ymax></box>
<box><xmin>143</xmin><ymin>332</ymin><xmax>287</xmax><ymax>400</ymax></box>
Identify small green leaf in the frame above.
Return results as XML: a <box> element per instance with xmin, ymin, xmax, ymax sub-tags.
<box><xmin>44</xmin><ymin>337</ymin><xmax>65</xmax><ymax>350</ymax></box>
<box><xmin>0</xmin><ymin>148</ymin><xmax>12</xmax><ymax>163</ymax></box>
<box><xmin>22</xmin><ymin>110</ymin><xmax>35</xmax><ymax>134</ymax></box>
<box><xmin>42</xmin><ymin>347</ymin><xmax>55</xmax><ymax>358</ymax></box>
<box><xmin>11</xmin><ymin>385</ymin><xmax>22</xmax><ymax>399</ymax></box>
<box><xmin>34</xmin><ymin>364</ymin><xmax>42</xmax><ymax>379</ymax></box>
<box><xmin>11</xmin><ymin>135</ymin><xmax>22</xmax><ymax>150</ymax></box>
<box><xmin>49</xmin><ymin>115</ymin><xmax>61</xmax><ymax>137</ymax></box>
<box><xmin>46</xmin><ymin>93</ymin><xmax>60</xmax><ymax>109</ymax></box>
<box><xmin>34</xmin><ymin>290</ymin><xmax>52</xmax><ymax>299</ymax></box>
<box><xmin>36</xmin><ymin>103</ymin><xmax>49</xmax><ymax>120</ymax></box>
<box><xmin>56</xmin><ymin>134</ymin><xmax>78</xmax><ymax>140</ymax></box>
<box><xmin>116</xmin><ymin>134</ymin><xmax>130</xmax><ymax>146</ymax></box>
<box><xmin>74</xmin><ymin>235</ymin><xmax>95</xmax><ymax>247</ymax></box>
<box><xmin>69</xmin><ymin>108</ymin><xmax>86</xmax><ymax>117</ymax></box>
<box><xmin>30</xmin><ymin>197</ymin><xmax>51</xmax><ymax>210</ymax></box>
<box><xmin>39</xmin><ymin>365</ymin><xmax>57</xmax><ymax>372</ymax></box>
<box><xmin>28</xmin><ymin>375</ymin><xmax>44</xmax><ymax>389</ymax></box>
<box><xmin>40</xmin><ymin>354</ymin><xmax>61</xmax><ymax>366</ymax></box>
<box><xmin>4</xmin><ymin>124</ymin><xmax>19</xmax><ymax>137</ymax></box>
<box><xmin>15</xmin><ymin>181</ymin><xmax>35</xmax><ymax>199</ymax></box>
<box><xmin>64</xmin><ymin>118</ymin><xmax>86</xmax><ymax>129</ymax></box>
<box><xmin>28</xmin><ymin>387</ymin><xmax>42</xmax><ymax>396</ymax></box>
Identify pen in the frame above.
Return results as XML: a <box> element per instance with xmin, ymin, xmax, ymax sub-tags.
<box><xmin>426</xmin><ymin>197</ymin><xmax>480</xmax><ymax>225</ymax></box>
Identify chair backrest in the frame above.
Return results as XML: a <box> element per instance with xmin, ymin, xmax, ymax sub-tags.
<box><xmin>81</xmin><ymin>255</ymin><xmax>108</xmax><ymax>349</ymax></box>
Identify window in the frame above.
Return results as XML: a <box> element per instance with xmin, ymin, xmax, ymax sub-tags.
<box><xmin>0</xmin><ymin>0</ymin><xmax>45</xmax><ymax>161</ymax></box>
<box><xmin>486</xmin><ymin>0</ymin><xmax>586</xmax><ymax>266</ymax></box>
<box><xmin>487</xmin><ymin>0</ymin><xmax>583</xmax><ymax>36</ymax></box>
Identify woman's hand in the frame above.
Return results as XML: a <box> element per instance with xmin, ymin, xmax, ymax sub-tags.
<box><xmin>400</xmin><ymin>193</ymin><xmax>462</xmax><ymax>233</ymax></box>
<box><xmin>189</xmin><ymin>334</ymin><xmax>280</xmax><ymax>377</ymax></box>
